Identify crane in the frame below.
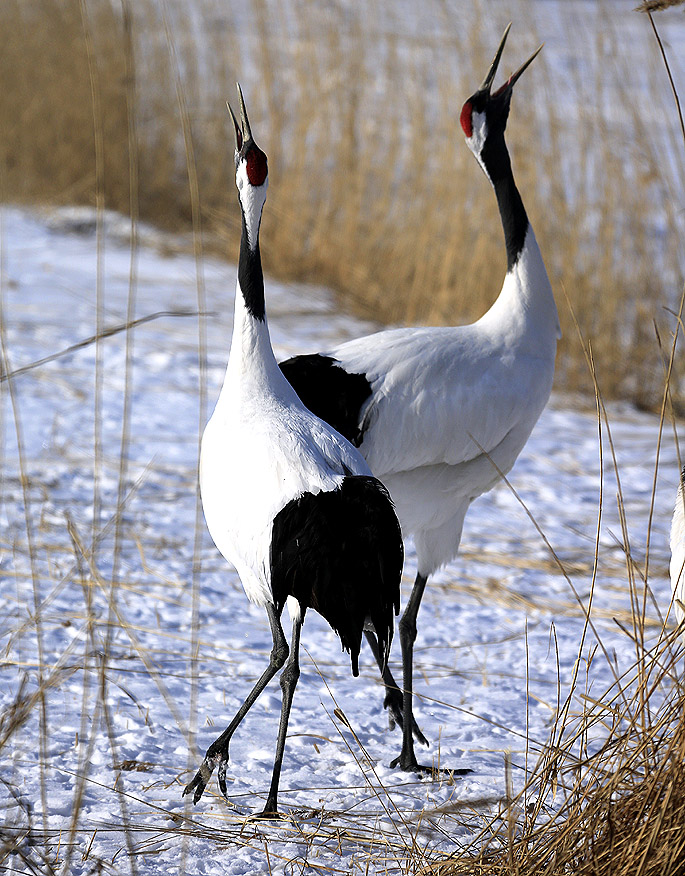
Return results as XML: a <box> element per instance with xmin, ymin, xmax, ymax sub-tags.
<box><xmin>184</xmin><ymin>86</ymin><xmax>404</xmax><ymax>816</ymax></box>
<box><xmin>280</xmin><ymin>25</ymin><xmax>561</xmax><ymax>773</ymax></box>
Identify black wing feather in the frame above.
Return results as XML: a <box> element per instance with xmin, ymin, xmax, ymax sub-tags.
<box><xmin>279</xmin><ymin>354</ymin><xmax>371</xmax><ymax>447</ymax></box>
<box><xmin>270</xmin><ymin>476</ymin><xmax>403</xmax><ymax>676</ymax></box>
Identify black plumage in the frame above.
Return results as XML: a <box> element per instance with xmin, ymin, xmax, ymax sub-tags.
<box><xmin>279</xmin><ymin>354</ymin><xmax>372</xmax><ymax>447</ymax></box>
<box><xmin>270</xmin><ymin>475</ymin><xmax>403</xmax><ymax>676</ymax></box>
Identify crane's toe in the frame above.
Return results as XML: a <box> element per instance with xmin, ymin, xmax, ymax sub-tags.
<box><xmin>410</xmin><ymin>718</ymin><xmax>430</xmax><ymax>748</ymax></box>
<box><xmin>217</xmin><ymin>754</ymin><xmax>231</xmax><ymax>796</ymax></box>
<box><xmin>383</xmin><ymin>688</ymin><xmax>429</xmax><ymax>747</ymax></box>
<box><xmin>390</xmin><ymin>750</ymin><xmax>471</xmax><ymax>779</ymax></box>
<box><xmin>183</xmin><ymin>746</ymin><xmax>230</xmax><ymax>803</ymax></box>
<box><xmin>383</xmin><ymin>687</ymin><xmax>402</xmax><ymax>730</ymax></box>
<box><xmin>183</xmin><ymin>765</ymin><xmax>210</xmax><ymax>803</ymax></box>
<box><xmin>251</xmin><ymin>808</ymin><xmax>285</xmax><ymax>821</ymax></box>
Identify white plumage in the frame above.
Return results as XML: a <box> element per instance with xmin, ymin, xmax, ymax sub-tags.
<box><xmin>332</xmin><ymin>237</ymin><xmax>559</xmax><ymax>563</ymax></box>
<box><xmin>201</xmin><ymin>351</ymin><xmax>367</xmax><ymax>609</ymax></box>
<box><xmin>185</xmin><ymin>86</ymin><xmax>403</xmax><ymax>816</ymax></box>
<box><xmin>280</xmin><ymin>25</ymin><xmax>560</xmax><ymax>772</ymax></box>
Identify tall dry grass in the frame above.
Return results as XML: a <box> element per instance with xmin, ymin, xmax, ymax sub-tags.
<box><xmin>2</xmin><ymin>4</ymin><xmax>685</xmax><ymax>874</ymax></box>
<box><xmin>421</xmin><ymin>306</ymin><xmax>685</xmax><ymax>876</ymax></box>
<box><xmin>638</xmin><ymin>0</ymin><xmax>685</xmax><ymax>10</ymax></box>
<box><xmin>1</xmin><ymin>0</ymin><xmax>684</xmax><ymax>410</ymax></box>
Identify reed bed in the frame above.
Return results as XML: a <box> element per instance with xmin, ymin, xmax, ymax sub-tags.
<box><xmin>1</xmin><ymin>0</ymin><xmax>685</xmax><ymax>409</ymax></box>
<box><xmin>638</xmin><ymin>1</ymin><xmax>685</xmax><ymax>11</ymax></box>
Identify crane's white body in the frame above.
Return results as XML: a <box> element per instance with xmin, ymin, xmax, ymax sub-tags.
<box><xmin>201</xmin><ymin>324</ymin><xmax>369</xmax><ymax>610</ymax></box>
<box><xmin>329</xmin><ymin>226</ymin><xmax>559</xmax><ymax>576</ymax></box>
<box><xmin>200</xmin><ymin>165</ymin><xmax>372</xmax><ymax>611</ymax></box>
<box><xmin>670</xmin><ymin>473</ymin><xmax>685</xmax><ymax>629</ymax></box>
<box><xmin>186</xmin><ymin>87</ymin><xmax>403</xmax><ymax>811</ymax></box>
<box><xmin>277</xmin><ymin>38</ymin><xmax>562</xmax><ymax>771</ymax></box>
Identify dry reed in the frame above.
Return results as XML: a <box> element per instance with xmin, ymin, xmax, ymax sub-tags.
<box><xmin>638</xmin><ymin>1</ymin><xmax>685</xmax><ymax>11</ymax></box>
<box><xmin>1</xmin><ymin>0</ymin><xmax>685</xmax><ymax>409</ymax></box>
<box><xmin>3</xmin><ymin>2</ymin><xmax>685</xmax><ymax>874</ymax></box>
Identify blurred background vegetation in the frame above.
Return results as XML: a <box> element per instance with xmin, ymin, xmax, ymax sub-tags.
<box><xmin>1</xmin><ymin>0</ymin><xmax>684</xmax><ymax>411</ymax></box>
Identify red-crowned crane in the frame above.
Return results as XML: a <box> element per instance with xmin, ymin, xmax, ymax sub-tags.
<box><xmin>280</xmin><ymin>25</ymin><xmax>561</xmax><ymax>773</ymax></box>
<box><xmin>184</xmin><ymin>86</ymin><xmax>403</xmax><ymax>817</ymax></box>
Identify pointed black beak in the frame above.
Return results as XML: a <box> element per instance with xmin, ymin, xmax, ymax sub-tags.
<box><xmin>478</xmin><ymin>23</ymin><xmax>542</xmax><ymax>99</ymax></box>
<box><xmin>237</xmin><ymin>82</ymin><xmax>254</xmax><ymax>143</ymax></box>
<box><xmin>227</xmin><ymin>82</ymin><xmax>256</xmax><ymax>154</ymax></box>
<box><xmin>479</xmin><ymin>22</ymin><xmax>512</xmax><ymax>94</ymax></box>
<box><xmin>500</xmin><ymin>42</ymin><xmax>543</xmax><ymax>94</ymax></box>
<box><xmin>227</xmin><ymin>100</ymin><xmax>242</xmax><ymax>152</ymax></box>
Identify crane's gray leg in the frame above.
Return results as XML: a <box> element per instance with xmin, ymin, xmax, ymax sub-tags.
<box><xmin>390</xmin><ymin>572</ymin><xmax>471</xmax><ymax>778</ymax></box>
<box><xmin>255</xmin><ymin>614</ymin><xmax>302</xmax><ymax>819</ymax></box>
<box><xmin>184</xmin><ymin>602</ymin><xmax>288</xmax><ymax>804</ymax></box>
<box><xmin>391</xmin><ymin>572</ymin><xmax>428</xmax><ymax>771</ymax></box>
<box><xmin>364</xmin><ymin>629</ymin><xmax>428</xmax><ymax>746</ymax></box>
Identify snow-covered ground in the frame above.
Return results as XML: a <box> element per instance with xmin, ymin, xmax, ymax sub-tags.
<box><xmin>0</xmin><ymin>206</ymin><xmax>681</xmax><ymax>874</ymax></box>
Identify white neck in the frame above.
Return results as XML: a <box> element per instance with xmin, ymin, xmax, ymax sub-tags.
<box><xmin>225</xmin><ymin>278</ymin><xmax>280</xmax><ymax>389</ymax></box>
<box><xmin>479</xmin><ymin>226</ymin><xmax>561</xmax><ymax>353</ymax></box>
<box><xmin>219</xmin><ymin>163</ymin><xmax>298</xmax><ymax>404</ymax></box>
<box><xmin>238</xmin><ymin>163</ymin><xmax>267</xmax><ymax>248</ymax></box>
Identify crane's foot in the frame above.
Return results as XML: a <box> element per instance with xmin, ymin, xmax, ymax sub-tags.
<box><xmin>251</xmin><ymin>808</ymin><xmax>284</xmax><ymax>821</ymax></box>
<box><xmin>383</xmin><ymin>688</ymin><xmax>429</xmax><ymax>746</ymax></box>
<box><xmin>390</xmin><ymin>751</ymin><xmax>472</xmax><ymax>779</ymax></box>
<box><xmin>250</xmin><ymin>792</ymin><xmax>284</xmax><ymax>820</ymax></box>
<box><xmin>183</xmin><ymin>743</ymin><xmax>230</xmax><ymax>804</ymax></box>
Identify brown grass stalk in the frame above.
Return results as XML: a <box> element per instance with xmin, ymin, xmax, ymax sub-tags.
<box><xmin>2</xmin><ymin>0</ymin><xmax>684</xmax><ymax>409</ymax></box>
<box><xmin>2</xmin><ymin>3</ymin><xmax>685</xmax><ymax>874</ymax></box>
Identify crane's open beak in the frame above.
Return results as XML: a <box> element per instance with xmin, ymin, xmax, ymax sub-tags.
<box><xmin>237</xmin><ymin>83</ymin><xmax>253</xmax><ymax>143</ymax></box>
<box><xmin>499</xmin><ymin>43</ymin><xmax>543</xmax><ymax>94</ymax></box>
<box><xmin>227</xmin><ymin>100</ymin><xmax>242</xmax><ymax>152</ymax></box>
<box><xmin>479</xmin><ymin>23</ymin><xmax>543</xmax><ymax>98</ymax></box>
<box><xmin>479</xmin><ymin>22</ymin><xmax>512</xmax><ymax>93</ymax></box>
<box><xmin>227</xmin><ymin>82</ymin><xmax>255</xmax><ymax>153</ymax></box>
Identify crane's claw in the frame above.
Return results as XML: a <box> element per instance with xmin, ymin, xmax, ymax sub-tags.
<box><xmin>183</xmin><ymin>764</ymin><xmax>211</xmax><ymax>803</ymax></box>
<box><xmin>390</xmin><ymin>751</ymin><xmax>472</xmax><ymax>778</ymax></box>
<box><xmin>383</xmin><ymin>688</ymin><xmax>429</xmax><ymax>747</ymax></box>
<box><xmin>217</xmin><ymin>757</ymin><xmax>230</xmax><ymax>797</ymax></box>
<box><xmin>183</xmin><ymin>746</ymin><xmax>229</xmax><ymax>804</ymax></box>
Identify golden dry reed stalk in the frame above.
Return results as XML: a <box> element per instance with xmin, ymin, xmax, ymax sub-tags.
<box><xmin>0</xmin><ymin>0</ymin><xmax>684</xmax><ymax>410</ymax></box>
<box><xmin>637</xmin><ymin>0</ymin><xmax>685</xmax><ymax>11</ymax></box>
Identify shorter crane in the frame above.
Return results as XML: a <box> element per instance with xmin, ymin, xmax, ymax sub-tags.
<box><xmin>183</xmin><ymin>86</ymin><xmax>404</xmax><ymax>818</ymax></box>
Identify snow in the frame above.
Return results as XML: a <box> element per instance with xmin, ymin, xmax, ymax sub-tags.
<box><xmin>0</xmin><ymin>205</ymin><xmax>681</xmax><ymax>874</ymax></box>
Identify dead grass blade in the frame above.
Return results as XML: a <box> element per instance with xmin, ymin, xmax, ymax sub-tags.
<box><xmin>0</xmin><ymin>310</ymin><xmax>206</xmax><ymax>383</ymax></box>
<box><xmin>2</xmin><ymin>0</ymin><xmax>684</xmax><ymax>409</ymax></box>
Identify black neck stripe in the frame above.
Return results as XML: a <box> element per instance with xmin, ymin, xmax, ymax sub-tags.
<box><xmin>481</xmin><ymin>133</ymin><xmax>529</xmax><ymax>271</ymax></box>
<box><xmin>238</xmin><ymin>215</ymin><xmax>265</xmax><ymax>322</ymax></box>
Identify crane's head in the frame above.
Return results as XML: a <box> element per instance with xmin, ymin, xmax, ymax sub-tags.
<box><xmin>228</xmin><ymin>84</ymin><xmax>269</xmax><ymax>236</ymax></box>
<box><xmin>460</xmin><ymin>24</ymin><xmax>542</xmax><ymax>161</ymax></box>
